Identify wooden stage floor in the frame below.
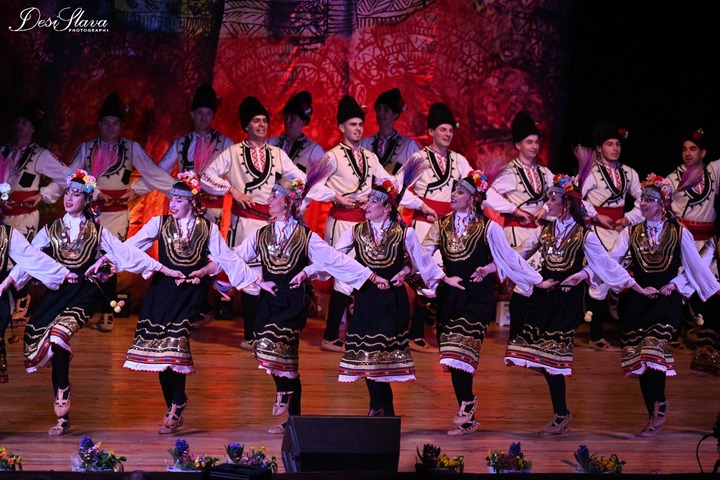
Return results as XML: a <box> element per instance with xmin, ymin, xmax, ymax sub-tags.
<box><xmin>1</xmin><ymin>306</ymin><xmax>720</xmax><ymax>475</ymax></box>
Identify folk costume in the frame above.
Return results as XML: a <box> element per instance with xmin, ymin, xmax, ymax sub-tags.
<box><xmin>1</xmin><ymin>101</ymin><xmax>70</xmax><ymax>320</ymax></box>
<box><xmin>310</xmin><ymin>95</ymin><xmax>395</xmax><ymax>351</ymax></box>
<box><xmin>609</xmin><ymin>174</ymin><xmax>720</xmax><ymax>437</ymax></box>
<box><xmin>485</xmin><ymin>111</ymin><xmax>553</xmax><ymax>338</ymax></box>
<box><xmin>422</xmin><ymin>170</ymin><xmax>541</xmax><ymax>436</ymax></box>
<box><xmin>234</xmin><ymin>163</ymin><xmax>375</xmax><ymax>434</ymax></box>
<box><xmin>18</xmin><ymin>170</ymin><xmax>166</xmax><ymax>436</ymax></box>
<box><xmin>359</xmin><ymin>88</ymin><xmax>421</xmax><ymax>176</ymax></box>
<box><xmin>335</xmin><ymin>159</ymin><xmax>445</xmax><ymax>417</ymax></box>
<box><xmin>0</xmin><ymin>181</ymin><xmax>70</xmax><ymax>385</ymax></box>
<box><xmin>123</xmin><ymin>172</ymin><xmax>258</xmax><ymax>434</ymax></box>
<box><xmin>68</xmin><ymin>92</ymin><xmax>175</xmax><ymax>332</ymax></box>
<box><xmin>158</xmin><ymin>84</ymin><xmax>234</xmax><ymax>225</ymax></box>
<box><xmin>201</xmin><ymin>96</ymin><xmax>307</xmax><ymax>348</ymax></box>
<box><xmin>267</xmin><ymin>91</ymin><xmax>325</xmax><ymax>173</ymax></box>
<box><xmin>505</xmin><ymin>173</ymin><xmax>637</xmax><ymax>436</ymax></box>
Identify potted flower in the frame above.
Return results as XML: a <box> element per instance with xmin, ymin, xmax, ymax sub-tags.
<box><xmin>166</xmin><ymin>439</ymin><xmax>219</xmax><ymax>472</ymax></box>
<box><xmin>206</xmin><ymin>443</ymin><xmax>276</xmax><ymax>479</ymax></box>
<box><xmin>0</xmin><ymin>447</ymin><xmax>22</xmax><ymax>471</ymax></box>
<box><xmin>71</xmin><ymin>435</ymin><xmax>126</xmax><ymax>472</ymax></box>
<box><xmin>486</xmin><ymin>442</ymin><xmax>532</xmax><ymax>473</ymax></box>
<box><xmin>416</xmin><ymin>444</ymin><xmax>464</xmax><ymax>473</ymax></box>
<box><xmin>574</xmin><ymin>444</ymin><xmax>626</xmax><ymax>474</ymax></box>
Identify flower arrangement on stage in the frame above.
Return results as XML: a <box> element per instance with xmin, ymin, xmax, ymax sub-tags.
<box><xmin>486</xmin><ymin>442</ymin><xmax>532</xmax><ymax>473</ymax></box>
<box><xmin>224</xmin><ymin>443</ymin><xmax>278</xmax><ymax>472</ymax></box>
<box><xmin>0</xmin><ymin>447</ymin><xmax>22</xmax><ymax>471</ymax></box>
<box><xmin>167</xmin><ymin>439</ymin><xmax>219</xmax><ymax>471</ymax></box>
<box><xmin>574</xmin><ymin>444</ymin><xmax>626</xmax><ymax>474</ymax></box>
<box><xmin>72</xmin><ymin>435</ymin><xmax>126</xmax><ymax>472</ymax></box>
<box><xmin>416</xmin><ymin>444</ymin><xmax>464</xmax><ymax>473</ymax></box>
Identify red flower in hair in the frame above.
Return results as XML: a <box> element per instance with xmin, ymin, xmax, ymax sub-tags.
<box><xmin>692</xmin><ymin>128</ymin><xmax>704</xmax><ymax>141</ymax></box>
<box><xmin>617</xmin><ymin>128</ymin><xmax>629</xmax><ymax>139</ymax></box>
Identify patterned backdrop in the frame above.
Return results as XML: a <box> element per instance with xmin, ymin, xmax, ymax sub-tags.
<box><xmin>1</xmin><ymin>0</ymin><xmax>572</xmax><ymax>298</ymax></box>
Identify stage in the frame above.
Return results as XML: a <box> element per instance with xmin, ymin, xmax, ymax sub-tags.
<box><xmin>1</xmin><ymin>304</ymin><xmax>720</xmax><ymax>476</ymax></box>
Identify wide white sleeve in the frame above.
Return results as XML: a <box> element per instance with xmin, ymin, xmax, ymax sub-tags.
<box><xmin>487</xmin><ymin>220</ymin><xmax>541</xmax><ymax>292</ymax></box>
<box><xmin>207</xmin><ymin>224</ymin><xmax>258</xmax><ymax>290</ymax></box>
<box><xmin>10</xmin><ymin>227</ymin><xmax>51</xmax><ymax>289</ymax></box>
<box><xmin>36</xmin><ymin>149</ymin><xmax>71</xmax><ymax>202</ymax></box>
<box><xmin>7</xmin><ymin>229</ymin><xmax>68</xmax><ymax>290</ymax></box>
<box><xmin>405</xmin><ymin>227</ymin><xmax>445</xmax><ymax>289</ymax></box>
<box><xmin>157</xmin><ymin>141</ymin><xmax>180</xmax><ymax>173</ymax></box>
<box><xmin>623</xmin><ymin>168</ymin><xmax>644</xmax><ymax>225</ymax></box>
<box><xmin>581</xmin><ymin>172</ymin><xmax>599</xmax><ymax>219</ymax></box>
<box><xmin>279</xmin><ymin>148</ymin><xmax>307</xmax><ymax>182</ymax></box>
<box><xmin>485</xmin><ymin>167</ymin><xmax>518</xmax><ymax>214</ymax></box>
<box><xmin>124</xmin><ymin>216</ymin><xmax>162</xmax><ymax>252</ymax></box>
<box><xmin>129</xmin><ymin>143</ymin><xmax>175</xmax><ymax>195</ymax></box>
<box><xmin>101</xmin><ymin>228</ymin><xmax>162</xmax><ymax>280</ymax></box>
<box><xmin>333</xmin><ymin>227</ymin><xmax>355</xmax><ymax>255</ymax></box>
<box><xmin>607</xmin><ymin>228</ymin><xmax>632</xmax><ymax>264</ymax></box>
<box><xmin>672</xmin><ymin>228</ymin><xmax>720</xmax><ymax>301</ymax></box>
<box><xmin>583</xmin><ymin>231</ymin><xmax>636</xmax><ymax>292</ymax></box>
<box><xmin>200</xmin><ymin>147</ymin><xmax>233</xmax><ymax>194</ymax></box>
<box><xmin>233</xmin><ymin>232</ymin><xmax>260</xmax><ymax>264</ymax></box>
<box><xmin>303</xmin><ymin>232</ymin><xmax>371</xmax><ymax>289</ymax></box>
<box><xmin>515</xmin><ymin>226</ymin><xmax>542</xmax><ymax>260</ymax></box>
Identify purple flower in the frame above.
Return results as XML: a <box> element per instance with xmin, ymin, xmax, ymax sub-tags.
<box><xmin>175</xmin><ymin>439</ymin><xmax>189</xmax><ymax>455</ymax></box>
<box><xmin>80</xmin><ymin>435</ymin><xmax>94</xmax><ymax>450</ymax></box>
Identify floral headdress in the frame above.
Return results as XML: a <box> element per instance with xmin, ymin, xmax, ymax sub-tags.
<box><xmin>457</xmin><ymin>169</ymin><xmax>489</xmax><ymax>197</ymax></box>
<box><xmin>640</xmin><ymin>173</ymin><xmax>673</xmax><ymax>204</ymax></box>
<box><xmin>66</xmin><ymin>169</ymin><xmax>99</xmax><ymax>200</ymax></box>
<box><xmin>171</xmin><ymin>171</ymin><xmax>202</xmax><ymax>198</ymax></box>
<box><xmin>272</xmin><ymin>178</ymin><xmax>305</xmax><ymax>206</ymax></box>
<box><xmin>369</xmin><ymin>177</ymin><xmax>399</xmax><ymax>206</ymax></box>
<box><xmin>548</xmin><ymin>173</ymin><xmax>580</xmax><ymax>198</ymax></box>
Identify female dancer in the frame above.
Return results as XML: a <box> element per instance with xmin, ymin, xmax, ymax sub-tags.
<box><xmin>0</xmin><ymin>183</ymin><xmax>73</xmax><ymax>385</ymax></box>
<box><xmin>123</xmin><ymin>171</ymin><xmax>266</xmax><ymax>433</ymax></box>
<box><xmin>609</xmin><ymin>173</ymin><xmax>720</xmax><ymax>436</ymax></box>
<box><xmin>16</xmin><ymin>170</ymin><xmax>182</xmax><ymax>436</ymax></box>
<box><xmin>421</xmin><ymin>169</ymin><xmax>543</xmax><ymax>436</ymax></box>
<box><xmin>334</xmin><ymin>162</ymin><xmax>463</xmax><ymax>420</ymax></box>
<box><xmin>505</xmin><ymin>172</ymin><xmax>655</xmax><ymax>436</ymax></box>
<box><xmin>234</xmin><ymin>162</ymin><xmax>389</xmax><ymax>434</ymax></box>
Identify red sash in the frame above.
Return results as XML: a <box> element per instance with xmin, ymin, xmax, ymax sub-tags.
<box><xmin>231</xmin><ymin>202</ymin><xmax>271</xmax><ymax>221</ymax></box>
<box><xmin>498</xmin><ymin>213</ymin><xmax>539</xmax><ymax>229</ymax></box>
<box><xmin>412</xmin><ymin>198</ymin><xmax>452</xmax><ymax>223</ymax></box>
<box><xmin>329</xmin><ymin>205</ymin><xmax>366</xmax><ymax>223</ymax></box>
<box><xmin>4</xmin><ymin>190</ymin><xmax>39</xmax><ymax>215</ymax></box>
<box><xmin>593</xmin><ymin>205</ymin><xmax>625</xmax><ymax>223</ymax></box>
<box><xmin>678</xmin><ymin>219</ymin><xmax>715</xmax><ymax>241</ymax></box>
<box><xmin>98</xmin><ymin>189</ymin><xmax>129</xmax><ymax>213</ymax></box>
<box><xmin>198</xmin><ymin>192</ymin><xmax>224</xmax><ymax>210</ymax></box>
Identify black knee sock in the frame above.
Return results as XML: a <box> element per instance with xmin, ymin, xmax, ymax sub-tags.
<box><xmin>639</xmin><ymin>369</ymin><xmax>667</xmax><ymax>415</ymax></box>
<box><xmin>365</xmin><ymin>378</ymin><xmax>382</xmax><ymax>411</ymax></box>
<box><xmin>509</xmin><ymin>294</ymin><xmax>530</xmax><ymax>339</ymax></box>
<box><xmin>51</xmin><ymin>345</ymin><xmax>71</xmax><ymax>391</ymax></box>
<box><xmin>409</xmin><ymin>297</ymin><xmax>429</xmax><ymax>339</ymax></box>
<box><xmin>450</xmin><ymin>369</ymin><xmax>475</xmax><ymax>405</ymax></box>
<box><xmin>587</xmin><ymin>297</ymin><xmax>608</xmax><ymax>342</ymax></box>
<box><xmin>241</xmin><ymin>292</ymin><xmax>259</xmax><ymax>341</ymax></box>
<box><xmin>288</xmin><ymin>377</ymin><xmax>302</xmax><ymax>415</ymax></box>
<box><xmin>542</xmin><ymin>371</ymin><xmax>568</xmax><ymax>416</ymax></box>
<box><xmin>379</xmin><ymin>382</ymin><xmax>395</xmax><ymax>416</ymax></box>
<box><xmin>325</xmin><ymin>291</ymin><xmax>351</xmax><ymax>341</ymax></box>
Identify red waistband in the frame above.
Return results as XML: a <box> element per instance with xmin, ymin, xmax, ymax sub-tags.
<box><xmin>231</xmin><ymin>202</ymin><xmax>270</xmax><ymax>220</ymax></box>
<box><xmin>678</xmin><ymin>218</ymin><xmax>715</xmax><ymax>241</ymax></box>
<box><xmin>499</xmin><ymin>213</ymin><xmax>538</xmax><ymax>229</ymax></box>
<box><xmin>329</xmin><ymin>205</ymin><xmax>366</xmax><ymax>223</ymax></box>
<box><xmin>198</xmin><ymin>193</ymin><xmax>225</xmax><ymax>209</ymax></box>
<box><xmin>4</xmin><ymin>190</ymin><xmax>39</xmax><ymax>215</ymax></box>
<box><xmin>98</xmin><ymin>189</ymin><xmax>129</xmax><ymax>213</ymax></box>
<box><xmin>593</xmin><ymin>205</ymin><xmax>625</xmax><ymax>222</ymax></box>
<box><xmin>412</xmin><ymin>198</ymin><xmax>453</xmax><ymax>223</ymax></box>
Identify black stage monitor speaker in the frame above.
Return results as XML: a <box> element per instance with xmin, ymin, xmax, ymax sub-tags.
<box><xmin>281</xmin><ymin>415</ymin><xmax>401</xmax><ymax>473</ymax></box>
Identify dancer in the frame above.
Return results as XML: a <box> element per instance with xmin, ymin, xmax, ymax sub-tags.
<box><xmin>233</xmin><ymin>160</ymin><xmax>389</xmax><ymax>433</ymax></box>
<box><xmin>0</xmin><ymin>183</ymin><xmax>74</xmax><ymax>385</ymax></box>
<box><xmin>335</xmin><ymin>159</ymin><xmax>462</xmax><ymax>418</ymax></box>
<box><xmin>123</xmin><ymin>172</ymin><xmax>267</xmax><ymax>433</ymax></box>
<box><xmin>421</xmin><ymin>169</ymin><xmax>542</xmax><ymax>436</ymax></box>
<box><xmin>505</xmin><ymin>170</ymin><xmax>655</xmax><ymax>436</ymax></box>
<box><xmin>609</xmin><ymin>173</ymin><xmax>720</xmax><ymax>436</ymax></box>
<box><xmin>17</xmin><ymin>170</ymin><xmax>182</xmax><ymax>435</ymax></box>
